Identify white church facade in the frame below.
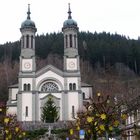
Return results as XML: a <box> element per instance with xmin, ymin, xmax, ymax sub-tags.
<box><xmin>7</xmin><ymin>4</ymin><xmax>92</xmax><ymax>122</ymax></box>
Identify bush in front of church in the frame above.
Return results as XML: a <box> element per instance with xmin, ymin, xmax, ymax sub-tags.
<box><xmin>25</xmin><ymin>128</ymin><xmax>47</xmax><ymax>139</ymax></box>
<box><xmin>67</xmin><ymin>93</ymin><xmax>127</xmax><ymax>140</ymax></box>
<box><xmin>41</xmin><ymin>96</ymin><xmax>59</xmax><ymax>123</ymax></box>
<box><xmin>0</xmin><ymin>103</ymin><xmax>26</xmax><ymax>140</ymax></box>
<box><xmin>3</xmin><ymin>115</ymin><xmax>26</xmax><ymax>140</ymax></box>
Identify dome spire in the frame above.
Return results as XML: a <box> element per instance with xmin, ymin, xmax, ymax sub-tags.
<box><xmin>21</xmin><ymin>4</ymin><xmax>36</xmax><ymax>30</ymax></box>
<box><xmin>62</xmin><ymin>3</ymin><xmax>78</xmax><ymax>30</ymax></box>
<box><xmin>68</xmin><ymin>3</ymin><xmax>72</xmax><ymax>19</ymax></box>
<box><xmin>27</xmin><ymin>4</ymin><xmax>31</xmax><ymax>19</ymax></box>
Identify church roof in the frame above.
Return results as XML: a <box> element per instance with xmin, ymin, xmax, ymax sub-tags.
<box><xmin>8</xmin><ymin>84</ymin><xmax>18</xmax><ymax>88</ymax></box>
<box><xmin>7</xmin><ymin>101</ymin><xmax>17</xmax><ymax>107</ymax></box>
<box><xmin>21</xmin><ymin>19</ymin><xmax>36</xmax><ymax>28</ymax></box>
<box><xmin>81</xmin><ymin>82</ymin><xmax>92</xmax><ymax>87</ymax></box>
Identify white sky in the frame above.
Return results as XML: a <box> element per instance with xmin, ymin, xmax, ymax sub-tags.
<box><xmin>0</xmin><ymin>0</ymin><xmax>140</xmax><ymax>44</ymax></box>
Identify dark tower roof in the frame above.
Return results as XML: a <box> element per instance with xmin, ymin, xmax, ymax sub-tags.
<box><xmin>63</xmin><ymin>3</ymin><xmax>78</xmax><ymax>29</ymax></box>
<box><xmin>21</xmin><ymin>4</ymin><xmax>36</xmax><ymax>30</ymax></box>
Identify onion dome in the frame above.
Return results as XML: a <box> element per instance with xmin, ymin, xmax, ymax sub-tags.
<box><xmin>21</xmin><ymin>4</ymin><xmax>36</xmax><ymax>30</ymax></box>
<box><xmin>63</xmin><ymin>3</ymin><xmax>78</xmax><ymax>28</ymax></box>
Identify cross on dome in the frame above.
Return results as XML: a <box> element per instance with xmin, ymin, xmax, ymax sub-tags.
<box><xmin>68</xmin><ymin>3</ymin><xmax>72</xmax><ymax>19</ymax></box>
<box><xmin>27</xmin><ymin>4</ymin><xmax>31</xmax><ymax>20</ymax></box>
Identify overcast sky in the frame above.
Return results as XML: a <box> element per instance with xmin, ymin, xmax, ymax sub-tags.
<box><xmin>0</xmin><ymin>0</ymin><xmax>140</xmax><ymax>44</ymax></box>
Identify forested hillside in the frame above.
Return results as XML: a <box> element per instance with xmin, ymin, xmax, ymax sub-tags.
<box><xmin>0</xmin><ymin>31</ymin><xmax>140</xmax><ymax>101</ymax></box>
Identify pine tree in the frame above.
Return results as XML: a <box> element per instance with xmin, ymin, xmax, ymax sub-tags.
<box><xmin>41</xmin><ymin>96</ymin><xmax>59</xmax><ymax>123</ymax></box>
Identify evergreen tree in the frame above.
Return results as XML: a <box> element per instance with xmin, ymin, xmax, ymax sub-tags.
<box><xmin>41</xmin><ymin>96</ymin><xmax>59</xmax><ymax>123</ymax></box>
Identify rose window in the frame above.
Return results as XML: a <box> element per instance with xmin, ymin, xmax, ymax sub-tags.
<box><xmin>41</xmin><ymin>82</ymin><xmax>59</xmax><ymax>92</ymax></box>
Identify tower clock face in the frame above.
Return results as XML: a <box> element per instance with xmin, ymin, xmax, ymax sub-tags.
<box><xmin>24</xmin><ymin>62</ymin><xmax>31</xmax><ymax>69</ymax></box>
<box><xmin>68</xmin><ymin>61</ymin><xmax>75</xmax><ymax>68</ymax></box>
<box><xmin>67</xmin><ymin>58</ymin><xmax>77</xmax><ymax>70</ymax></box>
<box><xmin>22</xmin><ymin>59</ymin><xmax>32</xmax><ymax>71</ymax></box>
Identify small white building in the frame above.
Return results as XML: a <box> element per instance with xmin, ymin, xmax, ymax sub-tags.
<box><xmin>7</xmin><ymin>4</ymin><xmax>92</xmax><ymax>122</ymax></box>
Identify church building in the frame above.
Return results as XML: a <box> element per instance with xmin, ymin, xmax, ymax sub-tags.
<box><xmin>7</xmin><ymin>4</ymin><xmax>92</xmax><ymax>122</ymax></box>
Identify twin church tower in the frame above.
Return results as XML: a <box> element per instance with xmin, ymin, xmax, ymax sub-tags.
<box><xmin>7</xmin><ymin>4</ymin><xmax>92</xmax><ymax>122</ymax></box>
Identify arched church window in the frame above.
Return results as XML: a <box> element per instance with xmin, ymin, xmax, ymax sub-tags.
<box><xmin>69</xmin><ymin>34</ymin><xmax>72</xmax><ymax>47</ymax></box>
<box><xmin>27</xmin><ymin>84</ymin><xmax>31</xmax><ymax>91</ymax></box>
<box><xmin>23</xmin><ymin>36</ymin><xmax>24</xmax><ymax>48</ymax></box>
<box><xmin>83</xmin><ymin>92</ymin><xmax>85</xmax><ymax>99</ymax></box>
<box><xmin>25</xmin><ymin>106</ymin><xmax>28</xmax><ymax>117</ymax></box>
<box><xmin>26</xmin><ymin>35</ymin><xmax>29</xmax><ymax>48</ymax></box>
<box><xmin>73</xmin><ymin>83</ymin><xmax>76</xmax><ymax>90</ymax></box>
<box><xmin>31</xmin><ymin>35</ymin><xmax>33</xmax><ymax>48</ymax></box>
<box><xmin>72</xmin><ymin>105</ymin><xmax>75</xmax><ymax>118</ymax></box>
<box><xmin>74</xmin><ymin>35</ymin><xmax>76</xmax><ymax>48</ymax></box>
<box><xmin>69</xmin><ymin>83</ymin><xmax>72</xmax><ymax>90</ymax></box>
<box><xmin>65</xmin><ymin>35</ymin><xmax>68</xmax><ymax>48</ymax></box>
<box><xmin>41</xmin><ymin>82</ymin><xmax>59</xmax><ymax>92</ymax></box>
<box><xmin>24</xmin><ymin>84</ymin><xmax>26</xmax><ymax>91</ymax></box>
<box><xmin>23</xmin><ymin>83</ymin><xmax>31</xmax><ymax>91</ymax></box>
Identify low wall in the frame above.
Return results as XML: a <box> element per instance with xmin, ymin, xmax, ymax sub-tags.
<box><xmin>20</xmin><ymin>121</ymin><xmax>69</xmax><ymax>131</ymax></box>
